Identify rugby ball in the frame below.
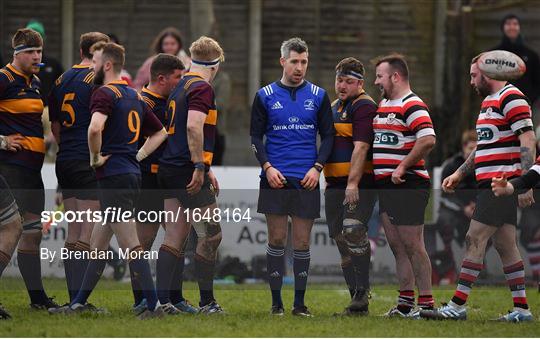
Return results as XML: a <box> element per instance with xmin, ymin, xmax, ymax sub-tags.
<box><xmin>477</xmin><ymin>50</ymin><xmax>526</xmax><ymax>81</ymax></box>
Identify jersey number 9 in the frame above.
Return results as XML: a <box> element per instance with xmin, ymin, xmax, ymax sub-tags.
<box><xmin>127</xmin><ymin>110</ymin><xmax>140</xmax><ymax>144</ymax></box>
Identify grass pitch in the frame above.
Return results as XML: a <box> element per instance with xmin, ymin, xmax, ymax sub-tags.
<box><xmin>0</xmin><ymin>278</ymin><xmax>538</xmax><ymax>337</ymax></box>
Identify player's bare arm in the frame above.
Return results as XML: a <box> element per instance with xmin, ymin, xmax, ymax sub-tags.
<box><xmin>392</xmin><ymin>135</ymin><xmax>436</xmax><ymax>184</ymax></box>
<box><xmin>186</xmin><ymin>109</ymin><xmax>206</xmax><ymax>195</ymax></box>
<box><xmin>344</xmin><ymin>141</ymin><xmax>369</xmax><ymax>204</ymax></box>
<box><xmin>443</xmin><ymin>148</ymin><xmax>476</xmax><ymax>193</ymax></box>
<box><xmin>517</xmin><ymin>130</ymin><xmax>536</xmax><ymax>207</ymax></box>
<box><xmin>88</xmin><ymin>112</ymin><xmax>110</xmax><ymax>168</ymax></box>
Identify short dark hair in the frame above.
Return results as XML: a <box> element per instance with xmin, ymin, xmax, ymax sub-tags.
<box><xmin>374</xmin><ymin>53</ymin><xmax>409</xmax><ymax>79</ymax></box>
<box><xmin>280</xmin><ymin>37</ymin><xmax>308</xmax><ymax>58</ymax></box>
<box><xmin>151</xmin><ymin>27</ymin><xmax>183</xmax><ymax>55</ymax></box>
<box><xmin>501</xmin><ymin>14</ymin><xmax>520</xmax><ymax>31</ymax></box>
<box><xmin>91</xmin><ymin>42</ymin><xmax>125</xmax><ymax>73</ymax></box>
<box><xmin>12</xmin><ymin>28</ymin><xmax>43</xmax><ymax>49</ymax></box>
<box><xmin>150</xmin><ymin>53</ymin><xmax>185</xmax><ymax>82</ymax></box>
<box><xmin>80</xmin><ymin>32</ymin><xmax>109</xmax><ymax>59</ymax></box>
<box><xmin>335</xmin><ymin>57</ymin><xmax>365</xmax><ymax>78</ymax></box>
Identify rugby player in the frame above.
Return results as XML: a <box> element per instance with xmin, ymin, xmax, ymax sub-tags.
<box><xmin>48</xmin><ymin>32</ymin><xmax>110</xmax><ymax>303</ymax></box>
<box><xmin>324</xmin><ymin>57</ymin><xmax>377</xmax><ymax>315</ymax></box>
<box><xmin>421</xmin><ymin>54</ymin><xmax>536</xmax><ymax>322</ymax></box>
<box><xmin>157</xmin><ymin>36</ymin><xmax>224</xmax><ymax>314</ymax></box>
<box><xmin>372</xmin><ymin>54</ymin><xmax>436</xmax><ymax>318</ymax></box>
<box><xmin>50</xmin><ymin>42</ymin><xmax>168</xmax><ymax>319</ymax></box>
<box><xmin>130</xmin><ymin>53</ymin><xmax>197</xmax><ymax>314</ymax></box>
<box><xmin>250</xmin><ymin>37</ymin><xmax>334</xmax><ymax>317</ymax></box>
<box><xmin>0</xmin><ymin>175</ymin><xmax>23</xmax><ymax>319</ymax></box>
<box><xmin>0</xmin><ymin>28</ymin><xmax>59</xmax><ymax>310</ymax></box>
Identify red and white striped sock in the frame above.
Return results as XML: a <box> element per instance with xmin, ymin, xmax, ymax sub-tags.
<box><xmin>503</xmin><ymin>261</ymin><xmax>528</xmax><ymax>310</ymax></box>
<box><xmin>451</xmin><ymin>259</ymin><xmax>483</xmax><ymax>306</ymax></box>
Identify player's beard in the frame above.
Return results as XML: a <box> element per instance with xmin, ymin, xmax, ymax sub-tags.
<box><xmin>474</xmin><ymin>76</ymin><xmax>490</xmax><ymax>97</ymax></box>
<box><xmin>93</xmin><ymin>66</ymin><xmax>105</xmax><ymax>86</ymax></box>
<box><xmin>380</xmin><ymin>83</ymin><xmax>393</xmax><ymax>100</ymax></box>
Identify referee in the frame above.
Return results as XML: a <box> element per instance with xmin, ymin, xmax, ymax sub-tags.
<box><xmin>250</xmin><ymin>37</ymin><xmax>334</xmax><ymax>317</ymax></box>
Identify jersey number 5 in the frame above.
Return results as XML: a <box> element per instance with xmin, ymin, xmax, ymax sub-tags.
<box><xmin>61</xmin><ymin>93</ymin><xmax>76</xmax><ymax>127</ymax></box>
<box><xmin>127</xmin><ymin>110</ymin><xmax>141</xmax><ymax>144</ymax></box>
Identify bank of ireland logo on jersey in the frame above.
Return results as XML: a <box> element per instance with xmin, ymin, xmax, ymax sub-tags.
<box><xmin>288</xmin><ymin>116</ymin><xmax>299</xmax><ymax>123</ymax></box>
<box><xmin>304</xmin><ymin>99</ymin><xmax>315</xmax><ymax>110</ymax></box>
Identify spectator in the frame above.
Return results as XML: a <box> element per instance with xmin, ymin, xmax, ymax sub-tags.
<box><xmin>133</xmin><ymin>27</ymin><xmax>190</xmax><ymax>91</ymax></box>
<box><xmin>493</xmin><ymin>14</ymin><xmax>540</xmax><ymax>125</ymax></box>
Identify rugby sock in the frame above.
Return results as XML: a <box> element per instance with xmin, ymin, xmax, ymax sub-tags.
<box><xmin>451</xmin><ymin>259</ymin><xmax>483</xmax><ymax>306</ymax></box>
<box><xmin>525</xmin><ymin>238</ymin><xmax>540</xmax><ymax>283</ymax></box>
<box><xmin>397</xmin><ymin>290</ymin><xmax>415</xmax><ymax>314</ymax></box>
<box><xmin>72</xmin><ymin>241</ymin><xmax>90</xmax><ymax>300</ymax></box>
<box><xmin>17</xmin><ymin>249</ymin><xmax>48</xmax><ymax>304</ymax></box>
<box><xmin>71</xmin><ymin>258</ymin><xmax>107</xmax><ymax>306</ymax></box>
<box><xmin>0</xmin><ymin>250</ymin><xmax>11</xmax><ymax>277</ymax></box>
<box><xmin>63</xmin><ymin>242</ymin><xmax>76</xmax><ymax>301</ymax></box>
<box><xmin>266</xmin><ymin>244</ymin><xmax>285</xmax><ymax>307</ymax></box>
<box><xmin>417</xmin><ymin>294</ymin><xmax>434</xmax><ymax>310</ymax></box>
<box><xmin>169</xmin><ymin>252</ymin><xmax>186</xmax><ymax>304</ymax></box>
<box><xmin>129</xmin><ymin>267</ymin><xmax>144</xmax><ymax>306</ymax></box>
<box><xmin>156</xmin><ymin>245</ymin><xmax>180</xmax><ymax>304</ymax></box>
<box><xmin>341</xmin><ymin>262</ymin><xmax>356</xmax><ymax>298</ymax></box>
<box><xmin>128</xmin><ymin>246</ymin><xmax>158</xmax><ymax>311</ymax></box>
<box><xmin>351</xmin><ymin>250</ymin><xmax>371</xmax><ymax>291</ymax></box>
<box><xmin>293</xmin><ymin>249</ymin><xmax>310</xmax><ymax>308</ymax></box>
<box><xmin>503</xmin><ymin>261</ymin><xmax>528</xmax><ymax>310</ymax></box>
<box><xmin>194</xmin><ymin>254</ymin><xmax>215</xmax><ymax>307</ymax></box>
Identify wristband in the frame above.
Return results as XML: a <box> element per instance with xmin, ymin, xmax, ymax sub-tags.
<box><xmin>0</xmin><ymin>135</ymin><xmax>7</xmax><ymax>150</ymax></box>
<box><xmin>194</xmin><ymin>162</ymin><xmax>205</xmax><ymax>171</ymax></box>
<box><xmin>313</xmin><ymin>164</ymin><xmax>323</xmax><ymax>172</ymax></box>
<box><xmin>136</xmin><ymin>148</ymin><xmax>148</xmax><ymax>162</ymax></box>
<box><xmin>264</xmin><ymin>165</ymin><xmax>273</xmax><ymax>172</ymax></box>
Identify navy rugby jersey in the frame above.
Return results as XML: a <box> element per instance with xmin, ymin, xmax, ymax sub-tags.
<box><xmin>250</xmin><ymin>80</ymin><xmax>334</xmax><ymax>179</ymax></box>
<box><xmin>159</xmin><ymin>72</ymin><xmax>217</xmax><ymax>169</ymax></box>
<box><xmin>48</xmin><ymin>64</ymin><xmax>95</xmax><ymax>162</ymax></box>
<box><xmin>90</xmin><ymin>80</ymin><xmax>163</xmax><ymax>179</ymax></box>
<box><xmin>139</xmin><ymin>87</ymin><xmax>168</xmax><ymax>174</ymax></box>
<box><xmin>0</xmin><ymin>64</ymin><xmax>45</xmax><ymax>171</ymax></box>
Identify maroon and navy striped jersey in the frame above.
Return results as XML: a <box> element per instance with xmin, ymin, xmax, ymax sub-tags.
<box><xmin>90</xmin><ymin>80</ymin><xmax>163</xmax><ymax>179</ymax></box>
<box><xmin>372</xmin><ymin>92</ymin><xmax>435</xmax><ymax>181</ymax></box>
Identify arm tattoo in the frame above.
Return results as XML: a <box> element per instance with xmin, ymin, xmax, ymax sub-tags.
<box><xmin>458</xmin><ymin>150</ymin><xmax>476</xmax><ymax>175</ymax></box>
<box><xmin>520</xmin><ymin>146</ymin><xmax>534</xmax><ymax>171</ymax></box>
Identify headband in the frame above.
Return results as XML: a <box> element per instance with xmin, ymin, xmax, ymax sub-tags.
<box><xmin>14</xmin><ymin>44</ymin><xmax>42</xmax><ymax>55</ymax></box>
<box><xmin>191</xmin><ymin>57</ymin><xmax>221</xmax><ymax>68</ymax></box>
<box><xmin>336</xmin><ymin>70</ymin><xmax>364</xmax><ymax>80</ymax></box>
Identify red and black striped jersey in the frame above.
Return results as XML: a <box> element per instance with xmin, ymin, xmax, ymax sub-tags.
<box><xmin>0</xmin><ymin>64</ymin><xmax>44</xmax><ymax>171</ymax></box>
<box><xmin>372</xmin><ymin>92</ymin><xmax>435</xmax><ymax>181</ymax></box>
<box><xmin>474</xmin><ymin>84</ymin><xmax>533</xmax><ymax>186</ymax></box>
<box><xmin>324</xmin><ymin>91</ymin><xmax>377</xmax><ymax>187</ymax></box>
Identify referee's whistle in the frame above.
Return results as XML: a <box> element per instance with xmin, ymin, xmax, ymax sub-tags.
<box><xmin>36</xmin><ymin>63</ymin><xmax>45</xmax><ymax>67</ymax></box>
